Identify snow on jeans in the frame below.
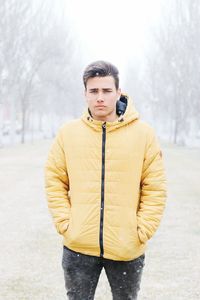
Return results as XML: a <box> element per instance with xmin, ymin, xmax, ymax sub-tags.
<box><xmin>62</xmin><ymin>246</ymin><xmax>145</xmax><ymax>300</ymax></box>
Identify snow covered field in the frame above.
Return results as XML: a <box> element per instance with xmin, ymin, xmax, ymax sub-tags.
<box><xmin>0</xmin><ymin>140</ymin><xmax>199</xmax><ymax>300</ymax></box>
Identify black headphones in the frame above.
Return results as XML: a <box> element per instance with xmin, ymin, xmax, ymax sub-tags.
<box><xmin>116</xmin><ymin>99</ymin><xmax>127</xmax><ymax>116</ymax></box>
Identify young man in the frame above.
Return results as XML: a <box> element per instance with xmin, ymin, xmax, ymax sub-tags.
<box><xmin>45</xmin><ymin>60</ymin><xmax>166</xmax><ymax>300</ymax></box>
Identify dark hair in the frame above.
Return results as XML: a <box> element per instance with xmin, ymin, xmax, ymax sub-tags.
<box><xmin>83</xmin><ymin>60</ymin><xmax>119</xmax><ymax>89</ymax></box>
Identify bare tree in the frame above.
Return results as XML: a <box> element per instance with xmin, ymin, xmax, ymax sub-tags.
<box><xmin>148</xmin><ymin>0</ymin><xmax>200</xmax><ymax>144</ymax></box>
<box><xmin>0</xmin><ymin>0</ymin><xmax>83</xmax><ymax>145</ymax></box>
<box><xmin>125</xmin><ymin>0</ymin><xmax>200</xmax><ymax>145</ymax></box>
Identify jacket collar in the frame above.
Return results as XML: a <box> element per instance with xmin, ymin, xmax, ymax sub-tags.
<box><xmin>81</xmin><ymin>94</ymin><xmax>139</xmax><ymax>132</ymax></box>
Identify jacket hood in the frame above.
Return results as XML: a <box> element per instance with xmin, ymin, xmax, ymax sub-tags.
<box><xmin>81</xmin><ymin>94</ymin><xmax>139</xmax><ymax>132</ymax></box>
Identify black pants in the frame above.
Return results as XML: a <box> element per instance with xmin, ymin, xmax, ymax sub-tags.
<box><xmin>62</xmin><ymin>246</ymin><xmax>145</xmax><ymax>300</ymax></box>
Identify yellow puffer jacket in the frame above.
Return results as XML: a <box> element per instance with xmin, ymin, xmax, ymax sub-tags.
<box><xmin>45</xmin><ymin>94</ymin><xmax>166</xmax><ymax>261</ymax></box>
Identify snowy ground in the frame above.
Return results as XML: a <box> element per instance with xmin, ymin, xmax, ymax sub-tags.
<box><xmin>0</xmin><ymin>140</ymin><xmax>199</xmax><ymax>300</ymax></box>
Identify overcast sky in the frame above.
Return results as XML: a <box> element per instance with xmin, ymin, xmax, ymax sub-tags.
<box><xmin>58</xmin><ymin>0</ymin><xmax>163</xmax><ymax>76</ymax></box>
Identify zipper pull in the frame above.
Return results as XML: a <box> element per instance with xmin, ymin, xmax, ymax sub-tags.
<box><xmin>102</xmin><ymin>122</ymin><xmax>106</xmax><ymax>129</ymax></box>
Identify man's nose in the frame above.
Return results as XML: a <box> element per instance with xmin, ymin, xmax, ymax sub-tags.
<box><xmin>97</xmin><ymin>92</ymin><xmax>104</xmax><ymax>102</ymax></box>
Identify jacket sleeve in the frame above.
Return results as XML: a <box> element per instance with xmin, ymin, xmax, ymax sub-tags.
<box><xmin>137</xmin><ymin>129</ymin><xmax>167</xmax><ymax>244</ymax></box>
<box><xmin>45</xmin><ymin>130</ymin><xmax>71</xmax><ymax>235</ymax></box>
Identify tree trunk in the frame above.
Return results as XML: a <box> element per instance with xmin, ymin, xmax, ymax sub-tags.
<box><xmin>173</xmin><ymin>119</ymin><xmax>178</xmax><ymax>144</ymax></box>
<box><xmin>9</xmin><ymin>99</ymin><xmax>16</xmax><ymax>145</ymax></box>
<box><xmin>21</xmin><ymin>106</ymin><xmax>26</xmax><ymax>144</ymax></box>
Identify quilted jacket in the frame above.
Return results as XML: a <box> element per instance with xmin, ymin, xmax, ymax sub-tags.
<box><xmin>45</xmin><ymin>94</ymin><xmax>166</xmax><ymax>261</ymax></box>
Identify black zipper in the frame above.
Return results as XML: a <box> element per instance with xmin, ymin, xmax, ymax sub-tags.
<box><xmin>99</xmin><ymin>122</ymin><xmax>106</xmax><ymax>257</ymax></box>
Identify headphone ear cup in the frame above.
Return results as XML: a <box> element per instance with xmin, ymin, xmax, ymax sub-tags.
<box><xmin>116</xmin><ymin>100</ymin><xmax>126</xmax><ymax>115</ymax></box>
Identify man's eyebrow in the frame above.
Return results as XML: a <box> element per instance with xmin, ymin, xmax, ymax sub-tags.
<box><xmin>88</xmin><ymin>88</ymin><xmax>113</xmax><ymax>91</ymax></box>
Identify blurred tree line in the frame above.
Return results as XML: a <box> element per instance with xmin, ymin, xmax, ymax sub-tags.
<box><xmin>125</xmin><ymin>0</ymin><xmax>200</xmax><ymax>146</ymax></box>
<box><xmin>0</xmin><ymin>0</ymin><xmax>199</xmax><ymax>147</ymax></box>
<box><xmin>0</xmin><ymin>0</ymin><xmax>84</xmax><ymax>146</ymax></box>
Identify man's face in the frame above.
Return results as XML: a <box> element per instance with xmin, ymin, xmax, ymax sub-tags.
<box><xmin>85</xmin><ymin>76</ymin><xmax>121</xmax><ymax>122</ymax></box>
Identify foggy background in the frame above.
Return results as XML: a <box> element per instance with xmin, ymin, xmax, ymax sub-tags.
<box><xmin>1</xmin><ymin>0</ymin><xmax>199</xmax><ymax>148</ymax></box>
<box><xmin>0</xmin><ymin>1</ymin><xmax>200</xmax><ymax>300</ymax></box>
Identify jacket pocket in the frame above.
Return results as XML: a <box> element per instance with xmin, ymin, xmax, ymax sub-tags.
<box><xmin>133</xmin><ymin>212</ymin><xmax>143</xmax><ymax>245</ymax></box>
<box><xmin>62</xmin><ymin>210</ymin><xmax>71</xmax><ymax>238</ymax></box>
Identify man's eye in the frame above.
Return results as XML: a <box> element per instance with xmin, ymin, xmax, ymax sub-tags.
<box><xmin>90</xmin><ymin>90</ymin><xmax>97</xmax><ymax>93</ymax></box>
<box><xmin>103</xmin><ymin>90</ymin><xmax>112</xmax><ymax>93</ymax></box>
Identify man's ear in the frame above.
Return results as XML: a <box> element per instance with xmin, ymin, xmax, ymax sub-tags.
<box><xmin>84</xmin><ymin>89</ymin><xmax>88</xmax><ymax>103</ymax></box>
<box><xmin>117</xmin><ymin>88</ymin><xmax>121</xmax><ymax>99</ymax></box>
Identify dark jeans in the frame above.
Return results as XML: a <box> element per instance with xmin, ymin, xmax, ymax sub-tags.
<box><xmin>62</xmin><ymin>246</ymin><xmax>145</xmax><ymax>300</ymax></box>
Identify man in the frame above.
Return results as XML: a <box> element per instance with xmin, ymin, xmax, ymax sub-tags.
<box><xmin>45</xmin><ymin>60</ymin><xmax>166</xmax><ymax>300</ymax></box>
